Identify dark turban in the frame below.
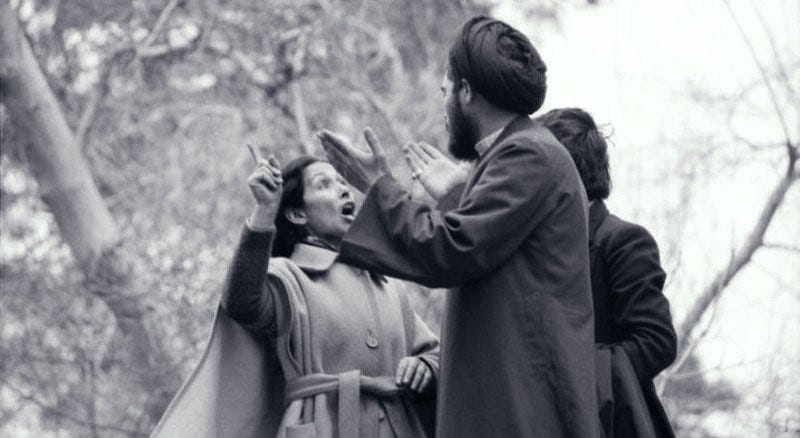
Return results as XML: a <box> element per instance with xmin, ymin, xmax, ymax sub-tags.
<box><xmin>448</xmin><ymin>16</ymin><xmax>547</xmax><ymax>115</ymax></box>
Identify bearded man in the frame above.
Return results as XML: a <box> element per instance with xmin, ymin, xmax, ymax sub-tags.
<box><xmin>318</xmin><ymin>16</ymin><xmax>599</xmax><ymax>438</ymax></box>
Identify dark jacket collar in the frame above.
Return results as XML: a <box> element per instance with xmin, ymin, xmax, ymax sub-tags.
<box><xmin>588</xmin><ymin>200</ymin><xmax>610</xmax><ymax>244</ymax></box>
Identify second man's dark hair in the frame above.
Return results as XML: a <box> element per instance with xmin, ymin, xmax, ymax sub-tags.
<box><xmin>537</xmin><ymin>108</ymin><xmax>611</xmax><ymax>201</ymax></box>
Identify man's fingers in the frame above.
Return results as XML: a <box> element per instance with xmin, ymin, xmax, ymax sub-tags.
<box><xmin>419</xmin><ymin>142</ymin><xmax>443</xmax><ymax>160</ymax></box>
<box><xmin>363</xmin><ymin>127</ymin><xmax>386</xmax><ymax>158</ymax></box>
<box><xmin>408</xmin><ymin>143</ymin><xmax>431</xmax><ymax>165</ymax></box>
<box><xmin>317</xmin><ymin>130</ymin><xmax>351</xmax><ymax>152</ymax></box>
<box><xmin>404</xmin><ymin>147</ymin><xmax>425</xmax><ymax>175</ymax></box>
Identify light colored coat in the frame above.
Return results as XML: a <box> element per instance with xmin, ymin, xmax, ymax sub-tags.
<box><xmin>151</xmin><ymin>229</ymin><xmax>439</xmax><ymax>438</ymax></box>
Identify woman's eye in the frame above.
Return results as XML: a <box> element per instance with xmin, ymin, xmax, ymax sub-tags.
<box><xmin>317</xmin><ymin>180</ymin><xmax>331</xmax><ymax>190</ymax></box>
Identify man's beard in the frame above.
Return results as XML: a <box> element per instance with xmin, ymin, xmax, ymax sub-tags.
<box><xmin>447</xmin><ymin>98</ymin><xmax>480</xmax><ymax>161</ymax></box>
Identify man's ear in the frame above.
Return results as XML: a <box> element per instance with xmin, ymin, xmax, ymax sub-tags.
<box><xmin>459</xmin><ymin>78</ymin><xmax>473</xmax><ymax>104</ymax></box>
<box><xmin>285</xmin><ymin>208</ymin><xmax>307</xmax><ymax>226</ymax></box>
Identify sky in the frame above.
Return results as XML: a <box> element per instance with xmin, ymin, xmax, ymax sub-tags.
<box><xmin>495</xmin><ymin>0</ymin><xmax>799</xmax><ymax>434</ymax></box>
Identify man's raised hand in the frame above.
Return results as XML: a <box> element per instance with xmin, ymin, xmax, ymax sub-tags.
<box><xmin>404</xmin><ymin>142</ymin><xmax>468</xmax><ymax>201</ymax></box>
<box><xmin>316</xmin><ymin>128</ymin><xmax>391</xmax><ymax>193</ymax></box>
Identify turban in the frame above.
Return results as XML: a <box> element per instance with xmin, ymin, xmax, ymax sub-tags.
<box><xmin>448</xmin><ymin>16</ymin><xmax>547</xmax><ymax>115</ymax></box>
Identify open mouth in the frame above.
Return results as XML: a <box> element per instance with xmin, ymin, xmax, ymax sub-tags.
<box><xmin>341</xmin><ymin>201</ymin><xmax>356</xmax><ymax>219</ymax></box>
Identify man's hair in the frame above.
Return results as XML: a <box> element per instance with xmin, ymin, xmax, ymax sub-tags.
<box><xmin>537</xmin><ymin>108</ymin><xmax>611</xmax><ymax>200</ymax></box>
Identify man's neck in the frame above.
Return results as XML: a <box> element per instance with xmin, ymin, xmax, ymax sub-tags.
<box><xmin>475</xmin><ymin>112</ymin><xmax>517</xmax><ymax>141</ymax></box>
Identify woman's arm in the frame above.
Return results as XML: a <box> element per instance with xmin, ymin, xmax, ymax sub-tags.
<box><xmin>220</xmin><ymin>224</ymin><xmax>279</xmax><ymax>334</ymax></box>
<box><xmin>221</xmin><ymin>153</ymin><xmax>284</xmax><ymax>334</ymax></box>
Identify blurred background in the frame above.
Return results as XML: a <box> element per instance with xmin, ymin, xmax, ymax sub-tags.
<box><xmin>0</xmin><ymin>0</ymin><xmax>797</xmax><ymax>436</ymax></box>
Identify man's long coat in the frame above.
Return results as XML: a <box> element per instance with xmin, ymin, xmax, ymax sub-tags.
<box><xmin>339</xmin><ymin>116</ymin><xmax>599</xmax><ymax>437</ymax></box>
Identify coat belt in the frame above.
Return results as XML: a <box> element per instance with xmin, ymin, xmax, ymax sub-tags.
<box><xmin>285</xmin><ymin>370</ymin><xmax>408</xmax><ymax>437</ymax></box>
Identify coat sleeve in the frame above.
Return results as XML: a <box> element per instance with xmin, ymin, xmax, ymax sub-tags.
<box><xmin>340</xmin><ymin>142</ymin><xmax>561</xmax><ymax>288</ymax></box>
<box><xmin>604</xmin><ymin>223</ymin><xmax>677</xmax><ymax>381</ymax></box>
<box><xmin>220</xmin><ymin>225</ymin><xmax>282</xmax><ymax>336</ymax></box>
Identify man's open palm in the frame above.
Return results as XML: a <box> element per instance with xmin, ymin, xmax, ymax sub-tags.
<box><xmin>405</xmin><ymin>142</ymin><xmax>468</xmax><ymax>201</ymax></box>
<box><xmin>317</xmin><ymin>128</ymin><xmax>390</xmax><ymax>193</ymax></box>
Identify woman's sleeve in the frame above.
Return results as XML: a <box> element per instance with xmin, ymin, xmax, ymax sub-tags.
<box><xmin>220</xmin><ymin>224</ymin><xmax>281</xmax><ymax>336</ymax></box>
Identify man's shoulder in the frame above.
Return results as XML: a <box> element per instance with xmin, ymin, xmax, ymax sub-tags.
<box><xmin>488</xmin><ymin>122</ymin><xmax>571</xmax><ymax>168</ymax></box>
<box><xmin>498</xmin><ymin>119</ymin><xmax>559</xmax><ymax>149</ymax></box>
<box><xmin>598</xmin><ymin>212</ymin><xmax>657</xmax><ymax>249</ymax></box>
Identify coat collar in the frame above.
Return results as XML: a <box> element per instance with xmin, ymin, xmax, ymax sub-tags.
<box><xmin>290</xmin><ymin>243</ymin><xmax>338</xmax><ymax>273</ymax></box>
<box><xmin>471</xmin><ymin>115</ymin><xmax>534</xmax><ymax>167</ymax></box>
<box><xmin>289</xmin><ymin>243</ymin><xmax>387</xmax><ymax>283</ymax></box>
<box><xmin>588</xmin><ymin>200</ymin><xmax>609</xmax><ymax>244</ymax></box>
<box><xmin>490</xmin><ymin>115</ymin><xmax>535</xmax><ymax>150</ymax></box>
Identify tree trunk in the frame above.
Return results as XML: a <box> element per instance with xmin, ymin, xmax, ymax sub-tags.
<box><xmin>0</xmin><ymin>1</ymin><xmax>178</xmax><ymax>424</ymax></box>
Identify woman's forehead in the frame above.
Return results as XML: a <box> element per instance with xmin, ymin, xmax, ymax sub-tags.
<box><xmin>303</xmin><ymin>161</ymin><xmax>338</xmax><ymax>183</ymax></box>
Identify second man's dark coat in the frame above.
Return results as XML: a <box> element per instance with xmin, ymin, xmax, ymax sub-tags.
<box><xmin>590</xmin><ymin>200</ymin><xmax>677</xmax><ymax>438</ymax></box>
<box><xmin>338</xmin><ymin>116</ymin><xmax>599</xmax><ymax>438</ymax></box>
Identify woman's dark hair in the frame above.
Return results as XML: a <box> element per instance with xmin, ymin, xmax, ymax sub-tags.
<box><xmin>537</xmin><ymin>108</ymin><xmax>611</xmax><ymax>201</ymax></box>
<box><xmin>272</xmin><ymin>156</ymin><xmax>324</xmax><ymax>257</ymax></box>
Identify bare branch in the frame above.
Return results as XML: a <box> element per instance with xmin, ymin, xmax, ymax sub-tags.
<box><xmin>76</xmin><ymin>0</ymin><xmax>191</xmax><ymax>149</ymax></box>
<box><xmin>670</xmin><ymin>2</ymin><xmax>800</xmax><ymax>372</ymax></box>
<box><xmin>749</xmin><ymin>1</ymin><xmax>796</xmax><ymax>102</ymax></box>
<box><xmin>722</xmin><ymin>0</ymin><xmax>794</xmax><ymax>147</ymax></box>
<box><xmin>140</xmin><ymin>0</ymin><xmax>182</xmax><ymax>49</ymax></box>
<box><xmin>675</xmin><ymin>164</ymin><xmax>798</xmax><ymax>358</ymax></box>
<box><xmin>75</xmin><ymin>47</ymin><xmax>135</xmax><ymax>149</ymax></box>
<box><xmin>763</xmin><ymin>242</ymin><xmax>800</xmax><ymax>254</ymax></box>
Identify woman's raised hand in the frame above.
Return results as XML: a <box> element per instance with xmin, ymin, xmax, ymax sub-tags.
<box><xmin>246</xmin><ymin>146</ymin><xmax>283</xmax><ymax>230</ymax></box>
<box><xmin>404</xmin><ymin>142</ymin><xmax>468</xmax><ymax>201</ymax></box>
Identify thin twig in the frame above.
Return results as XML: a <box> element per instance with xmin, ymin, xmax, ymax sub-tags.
<box><xmin>140</xmin><ymin>0</ymin><xmax>182</xmax><ymax>49</ymax></box>
<box><xmin>749</xmin><ymin>0</ymin><xmax>796</xmax><ymax>102</ymax></box>
<box><xmin>762</xmin><ymin>242</ymin><xmax>800</xmax><ymax>254</ymax></box>
<box><xmin>722</xmin><ymin>0</ymin><xmax>793</xmax><ymax>148</ymax></box>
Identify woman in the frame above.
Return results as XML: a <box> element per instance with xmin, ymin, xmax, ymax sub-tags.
<box><xmin>153</xmin><ymin>155</ymin><xmax>439</xmax><ymax>438</ymax></box>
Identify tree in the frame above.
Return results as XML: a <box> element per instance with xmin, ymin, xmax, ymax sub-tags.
<box><xmin>0</xmin><ymin>0</ymin><xmax>181</xmax><ymax>426</ymax></box>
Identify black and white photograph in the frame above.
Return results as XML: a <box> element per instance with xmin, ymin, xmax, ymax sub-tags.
<box><xmin>0</xmin><ymin>0</ymin><xmax>798</xmax><ymax>436</ymax></box>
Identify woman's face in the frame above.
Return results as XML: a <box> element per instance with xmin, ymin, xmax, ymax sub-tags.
<box><xmin>299</xmin><ymin>162</ymin><xmax>357</xmax><ymax>243</ymax></box>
